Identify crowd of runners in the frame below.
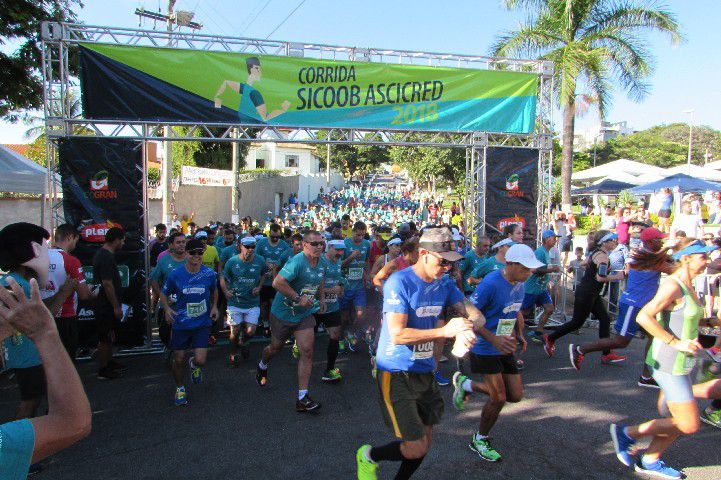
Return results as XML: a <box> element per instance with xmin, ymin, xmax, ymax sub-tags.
<box><xmin>1</xmin><ymin>175</ymin><xmax>721</xmax><ymax>479</ymax></box>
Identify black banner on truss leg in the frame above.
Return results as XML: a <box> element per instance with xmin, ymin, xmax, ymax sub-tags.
<box><xmin>485</xmin><ymin>147</ymin><xmax>539</xmax><ymax>242</ymax></box>
<box><xmin>58</xmin><ymin>138</ymin><xmax>146</xmax><ymax>348</ymax></box>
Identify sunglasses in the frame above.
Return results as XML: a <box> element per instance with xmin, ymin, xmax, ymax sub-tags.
<box><xmin>429</xmin><ymin>252</ymin><xmax>454</xmax><ymax>267</ymax></box>
<box><xmin>306</xmin><ymin>241</ymin><xmax>325</xmax><ymax>247</ymax></box>
<box><xmin>269</xmin><ymin>236</ymin><xmax>281</xmax><ymax>240</ymax></box>
<box><xmin>243</xmin><ymin>244</ymin><xmax>256</xmax><ymax>249</ymax></box>
<box><xmin>188</xmin><ymin>249</ymin><xmax>204</xmax><ymax>256</ymax></box>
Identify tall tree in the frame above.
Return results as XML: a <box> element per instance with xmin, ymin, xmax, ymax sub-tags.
<box><xmin>492</xmin><ymin>0</ymin><xmax>681</xmax><ymax>209</ymax></box>
<box><xmin>1</xmin><ymin>0</ymin><xmax>83</xmax><ymax>122</ymax></box>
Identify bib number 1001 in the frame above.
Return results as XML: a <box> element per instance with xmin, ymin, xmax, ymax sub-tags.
<box><xmin>391</xmin><ymin>103</ymin><xmax>438</xmax><ymax>125</ymax></box>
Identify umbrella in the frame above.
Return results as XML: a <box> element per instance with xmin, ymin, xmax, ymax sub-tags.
<box><xmin>629</xmin><ymin>173</ymin><xmax>721</xmax><ymax>195</ymax></box>
<box><xmin>572</xmin><ymin>178</ymin><xmax>636</xmax><ymax>195</ymax></box>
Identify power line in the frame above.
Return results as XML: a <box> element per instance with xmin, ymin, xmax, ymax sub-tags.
<box><xmin>240</xmin><ymin>0</ymin><xmax>273</xmax><ymax>36</ymax></box>
<box><xmin>265</xmin><ymin>0</ymin><xmax>307</xmax><ymax>39</ymax></box>
<box><xmin>238</xmin><ymin>0</ymin><xmax>267</xmax><ymax>33</ymax></box>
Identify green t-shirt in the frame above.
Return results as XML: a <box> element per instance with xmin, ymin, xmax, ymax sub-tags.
<box><xmin>220</xmin><ymin>244</ymin><xmax>240</xmax><ymax>265</ymax></box>
<box><xmin>256</xmin><ymin>238</ymin><xmax>291</xmax><ymax>286</ymax></box>
<box><xmin>270</xmin><ymin>253</ymin><xmax>326</xmax><ymax>324</ymax></box>
<box><xmin>322</xmin><ymin>257</ymin><xmax>346</xmax><ymax>314</ymax></box>
<box><xmin>343</xmin><ymin>238</ymin><xmax>370</xmax><ymax>290</ymax></box>
<box><xmin>223</xmin><ymin>254</ymin><xmax>268</xmax><ymax>308</ymax></box>
<box><xmin>151</xmin><ymin>254</ymin><xmax>186</xmax><ymax>289</ymax></box>
<box><xmin>460</xmin><ymin>250</ymin><xmax>485</xmax><ymax>293</ymax></box>
<box><xmin>473</xmin><ymin>256</ymin><xmax>505</xmax><ymax>280</ymax></box>
<box><xmin>201</xmin><ymin>245</ymin><xmax>220</xmax><ymax>270</ymax></box>
<box><xmin>524</xmin><ymin>246</ymin><xmax>551</xmax><ymax>295</ymax></box>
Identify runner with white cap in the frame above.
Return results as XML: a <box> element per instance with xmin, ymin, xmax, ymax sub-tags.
<box><xmin>521</xmin><ymin>229</ymin><xmax>561</xmax><ymax>343</ymax></box>
<box><xmin>451</xmin><ymin>243</ymin><xmax>540</xmax><ymax>462</ymax></box>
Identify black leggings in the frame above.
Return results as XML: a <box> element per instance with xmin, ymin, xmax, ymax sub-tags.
<box><xmin>549</xmin><ymin>289</ymin><xmax>611</xmax><ymax>354</ymax></box>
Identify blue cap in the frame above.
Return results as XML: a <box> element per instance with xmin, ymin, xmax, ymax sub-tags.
<box><xmin>672</xmin><ymin>241</ymin><xmax>718</xmax><ymax>261</ymax></box>
<box><xmin>599</xmin><ymin>232</ymin><xmax>618</xmax><ymax>243</ymax></box>
<box><xmin>542</xmin><ymin>229</ymin><xmax>560</xmax><ymax>240</ymax></box>
<box><xmin>240</xmin><ymin>236</ymin><xmax>257</xmax><ymax>246</ymax></box>
<box><xmin>328</xmin><ymin>239</ymin><xmax>346</xmax><ymax>249</ymax></box>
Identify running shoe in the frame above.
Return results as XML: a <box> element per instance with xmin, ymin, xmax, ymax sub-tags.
<box><xmin>610</xmin><ymin>423</ymin><xmax>636</xmax><ymax>467</ymax></box>
<box><xmin>569</xmin><ymin>344</ymin><xmax>584</xmax><ymax>371</ymax></box>
<box><xmin>97</xmin><ymin>366</ymin><xmax>121</xmax><ymax>380</ymax></box>
<box><xmin>542</xmin><ymin>334</ymin><xmax>555</xmax><ymax>357</ymax></box>
<box><xmin>322</xmin><ymin>368</ymin><xmax>342</xmax><ymax>383</ymax></box>
<box><xmin>468</xmin><ymin>435</ymin><xmax>501</xmax><ymax>462</ymax></box>
<box><xmin>601</xmin><ymin>352</ymin><xmax>627</xmax><ymax>365</ymax></box>
<box><xmin>240</xmin><ymin>343</ymin><xmax>250</xmax><ymax>360</ymax></box>
<box><xmin>296</xmin><ymin>393</ymin><xmax>321</xmax><ymax>412</ymax></box>
<box><xmin>356</xmin><ymin>445</ymin><xmax>378</xmax><ymax>480</ymax></box>
<box><xmin>634</xmin><ymin>458</ymin><xmax>682</xmax><ymax>479</ymax></box>
<box><xmin>434</xmin><ymin>371</ymin><xmax>450</xmax><ymax>386</ymax></box>
<box><xmin>174</xmin><ymin>387</ymin><xmax>188</xmax><ymax>406</ymax></box>
<box><xmin>347</xmin><ymin>333</ymin><xmax>359</xmax><ymax>352</ymax></box>
<box><xmin>701</xmin><ymin>408</ymin><xmax>721</xmax><ymax>429</ymax></box>
<box><xmin>530</xmin><ymin>331</ymin><xmax>544</xmax><ymax>344</ymax></box>
<box><xmin>339</xmin><ymin>339</ymin><xmax>347</xmax><ymax>354</ymax></box>
<box><xmin>190</xmin><ymin>358</ymin><xmax>203</xmax><ymax>384</ymax></box>
<box><xmin>229</xmin><ymin>354</ymin><xmax>239</xmax><ymax>367</ymax></box>
<box><xmin>256</xmin><ymin>365</ymin><xmax>268</xmax><ymax>387</ymax></box>
<box><xmin>292</xmin><ymin>341</ymin><xmax>300</xmax><ymax>359</ymax></box>
<box><xmin>637</xmin><ymin>375</ymin><xmax>659</xmax><ymax>389</ymax></box>
<box><xmin>108</xmin><ymin>359</ymin><xmax>128</xmax><ymax>373</ymax></box>
<box><xmin>452</xmin><ymin>371</ymin><xmax>470</xmax><ymax>411</ymax></box>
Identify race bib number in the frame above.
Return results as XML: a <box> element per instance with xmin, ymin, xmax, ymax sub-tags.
<box><xmin>348</xmin><ymin>267</ymin><xmax>363</xmax><ymax>281</ymax></box>
<box><xmin>495</xmin><ymin>318</ymin><xmax>516</xmax><ymax>336</ymax></box>
<box><xmin>411</xmin><ymin>341</ymin><xmax>434</xmax><ymax>360</ymax></box>
<box><xmin>325</xmin><ymin>293</ymin><xmax>338</xmax><ymax>303</ymax></box>
<box><xmin>187</xmin><ymin>301</ymin><xmax>207</xmax><ymax>318</ymax></box>
<box><xmin>300</xmin><ymin>286</ymin><xmax>318</xmax><ymax>301</ymax></box>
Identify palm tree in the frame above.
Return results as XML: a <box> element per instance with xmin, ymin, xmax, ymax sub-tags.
<box><xmin>23</xmin><ymin>88</ymin><xmax>82</xmax><ymax>140</ymax></box>
<box><xmin>492</xmin><ymin>0</ymin><xmax>682</xmax><ymax>209</ymax></box>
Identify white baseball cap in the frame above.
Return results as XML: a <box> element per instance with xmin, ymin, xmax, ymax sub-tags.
<box><xmin>492</xmin><ymin>238</ymin><xmax>515</xmax><ymax>250</ymax></box>
<box><xmin>504</xmin><ymin>244</ymin><xmax>544</xmax><ymax>269</ymax></box>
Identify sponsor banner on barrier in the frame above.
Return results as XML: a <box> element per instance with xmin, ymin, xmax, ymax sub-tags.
<box><xmin>485</xmin><ymin>147</ymin><xmax>539</xmax><ymax>242</ymax></box>
<box><xmin>59</xmin><ymin>138</ymin><xmax>147</xmax><ymax>347</ymax></box>
<box><xmin>79</xmin><ymin>43</ymin><xmax>538</xmax><ymax>133</ymax></box>
<box><xmin>181</xmin><ymin>165</ymin><xmax>234</xmax><ymax>186</ymax></box>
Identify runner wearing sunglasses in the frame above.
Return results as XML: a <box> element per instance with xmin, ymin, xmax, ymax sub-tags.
<box><xmin>257</xmin><ymin>230</ymin><xmax>327</xmax><ymax>412</ymax></box>
<box><xmin>256</xmin><ymin>223</ymin><xmax>291</xmax><ymax>331</ymax></box>
<box><xmin>221</xmin><ymin>236</ymin><xmax>269</xmax><ymax>365</ymax></box>
<box><xmin>159</xmin><ymin>239</ymin><xmax>219</xmax><ymax>406</ymax></box>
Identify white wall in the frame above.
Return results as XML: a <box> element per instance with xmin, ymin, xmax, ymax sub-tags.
<box><xmin>297</xmin><ymin>172</ymin><xmax>345</xmax><ymax>203</ymax></box>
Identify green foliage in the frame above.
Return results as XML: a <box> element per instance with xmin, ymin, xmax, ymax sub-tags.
<box><xmin>493</xmin><ymin>0</ymin><xmax>682</xmax><ymax>206</ymax></box>
<box><xmin>167</xmin><ymin>127</ymin><xmax>253</xmax><ymax>176</ymax></box>
<box><xmin>575</xmin><ymin>214</ymin><xmax>600</xmax><ymax>235</ymax></box>
<box><xmin>1</xmin><ymin>0</ymin><xmax>83</xmax><ymax>122</ymax></box>
<box><xmin>590</xmin><ymin>124</ymin><xmax>721</xmax><ymax>168</ymax></box>
<box><xmin>237</xmin><ymin>168</ymin><xmax>283</xmax><ymax>182</ymax></box>
<box><xmin>147</xmin><ymin>167</ymin><xmax>160</xmax><ymax>182</ymax></box>
<box><xmin>387</xmin><ymin>136</ymin><xmax>465</xmax><ymax>189</ymax></box>
<box><xmin>316</xmin><ymin>131</ymin><xmax>390</xmax><ymax>179</ymax></box>
<box><xmin>616</xmin><ymin>189</ymin><xmax>634</xmax><ymax>207</ymax></box>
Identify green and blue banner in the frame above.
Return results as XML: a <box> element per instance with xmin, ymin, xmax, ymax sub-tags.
<box><xmin>79</xmin><ymin>43</ymin><xmax>537</xmax><ymax>133</ymax></box>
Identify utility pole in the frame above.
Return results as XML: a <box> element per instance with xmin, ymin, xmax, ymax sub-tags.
<box><xmin>135</xmin><ymin>1</ymin><xmax>202</xmax><ymax>224</ymax></box>
<box><xmin>231</xmin><ymin>128</ymin><xmax>241</xmax><ymax>223</ymax></box>
<box><xmin>683</xmin><ymin>109</ymin><xmax>695</xmax><ymax>174</ymax></box>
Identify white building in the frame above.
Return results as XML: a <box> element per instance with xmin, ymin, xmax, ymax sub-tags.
<box><xmin>575</xmin><ymin>121</ymin><xmax>635</xmax><ymax>151</ymax></box>
<box><xmin>246</xmin><ymin>142</ymin><xmax>321</xmax><ymax>175</ymax></box>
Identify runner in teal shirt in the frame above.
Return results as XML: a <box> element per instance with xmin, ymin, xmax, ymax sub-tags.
<box><xmin>223</xmin><ymin>252</ymin><xmax>268</xmax><ymax>309</ymax></box>
<box><xmin>270</xmin><ymin>251</ymin><xmax>327</xmax><ymax>324</ymax></box>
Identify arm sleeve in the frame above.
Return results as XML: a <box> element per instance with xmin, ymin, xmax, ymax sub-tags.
<box><xmin>249</xmin><ymin>89</ymin><xmax>264</xmax><ymax>107</ymax></box>
<box><xmin>469</xmin><ymin>281</ymin><xmax>492</xmax><ymax>312</ymax></box>
<box><xmin>0</xmin><ymin>419</ymin><xmax>35</xmax><ymax>479</ymax></box>
<box><xmin>222</xmin><ymin>258</ymin><xmax>233</xmax><ymax>283</ymax></box>
<box><xmin>447</xmin><ymin>282</ymin><xmax>465</xmax><ymax>305</ymax></box>
<box><xmin>278</xmin><ymin>257</ymin><xmax>298</xmax><ymax>283</ymax></box>
<box><xmin>95</xmin><ymin>254</ymin><xmax>113</xmax><ymax>282</ymax></box>
<box><xmin>63</xmin><ymin>253</ymin><xmax>86</xmax><ymax>283</ymax></box>
<box><xmin>162</xmin><ymin>272</ymin><xmax>177</xmax><ymax>297</ymax></box>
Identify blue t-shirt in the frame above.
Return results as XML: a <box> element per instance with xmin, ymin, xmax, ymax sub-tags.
<box><xmin>524</xmin><ymin>246</ymin><xmax>551</xmax><ymax>295</ymax></box>
<box><xmin>162</xmin><ymin>265</ymin><xmax>217</xmax><ymax>330</ymax></box>
<box><xmin>256</xmin><ymin>238</ymin><xmax>291</xmax><ymax>286</ymax></box>
<box><xmin>470</xmin><ymin>269</ymin><xmax>525</xmax><ymax>356</ymax></box>
<box><xmin>0</xmin><ymin>419</ymin><xmax>35</xmax><ymax>480</ymax></box>
<box><xmin>223</xmin><ymin>254</ymin><xmax>268</xmax><ymax>308</ymax></box>
<box><xmin>1</xmin><ymin>273</ymin><xmax>41</xmax><ymax>369</ymax></box>
<box><xmin>620</xmin><ymin>268</ymin><xmax>661</xmax><ymax>307</ymax></box>
<box><xmin>376</xmin><ymin>267</ymin><xmax>464</xmax><ymax>374</ymax></box>
<box><xmin>343</xmin><ymin>238</ymin><xmax>371</xmax><ymax>290</ymax></box>
<box><xmin>270</xmin><ymin>253</ymin><xmax>326</xmax><ymax>324</ymax></box>
<box><xmin>322</xmin><ymin>256</ymin><xmax>346</xmax><ymax>314</ymax></box>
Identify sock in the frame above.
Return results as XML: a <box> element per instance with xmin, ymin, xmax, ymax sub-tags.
<box><xmin>711</xmin><ymin>399</ymin><xmax>721</xmax><ymax>410</ymax></box>
<box><xmin>394</xmin><ymin>456</ymin><xmax>425</xmax><ymax>480</ymax></box>
<box><xmin>370</xmin><ymin>441</ymin><xmax>403</xmax><ymax>462</ymax></box>
<box><xmin>576</xmin><ymin>345</ymin><xmax>584</xmax><ymax>355</ymax></box>
<box><xmin>474</xmin><ymin>432</ymin><xmax>488</xmax><ymax>441</ymax></box>
<box><xmin>462</xmin><ymin>379</ymin><xmax>473</xmax><ymax>393</ymax></box>
<box><xmin>298</xmin><ymin>389</ymin><xmax>308</xmax><ymax>400</ymax></box>
<box><xmin>327</xmin><ymin>339</ymin><xmax>339</xmax><ymax>371</ymax></box>
<box><xmin>189</xmin><ymin>357</ymin><xmax>196</xmax><ymax>369</ymax></box>
<box><xmin>640</xmin><ymin>374</ymin><xmax>653</xmax><ymax>380</ymax></box>
<box><xmin>641</xmin><ymin>455</ymin><xmax>658</xmax><ymax>468</ymax></box>
<box><xmin>258</xmin><ymin>360</ymin><xmax>268</xmax><ymax>370</ymax></box>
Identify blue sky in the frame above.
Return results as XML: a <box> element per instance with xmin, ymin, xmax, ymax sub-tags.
<box><xmin>1</xmin><ymin>0</ymin><xmax>718</xmax><ymax>143</ymax></box>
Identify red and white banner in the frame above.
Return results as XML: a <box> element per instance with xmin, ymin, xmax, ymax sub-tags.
<box><xmin>181</xmin><ymin>166</ymin><xmax>233</xmax><ymax>187</ymax></box>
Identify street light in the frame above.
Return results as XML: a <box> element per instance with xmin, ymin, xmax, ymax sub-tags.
<box><xmin>683</xmin><ymin>109</ymin><xmax>695</xmax><ymax>174</ymax></box>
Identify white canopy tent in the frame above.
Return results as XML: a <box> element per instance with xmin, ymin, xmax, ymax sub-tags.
<box><xmin>571</xmin><ymin>159</ymin><xmax>667</xmax><ymax>185</ymax></box>
<box><xmin>0</xmin><ymin>145</ymin><xmax>48</xmax><ymax>195</ymax></box>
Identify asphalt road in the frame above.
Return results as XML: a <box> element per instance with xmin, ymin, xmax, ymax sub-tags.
<box><xmin>2</xmin><ymin>328</ymin><xmax>720</xmax><ymax>480</ymax></box>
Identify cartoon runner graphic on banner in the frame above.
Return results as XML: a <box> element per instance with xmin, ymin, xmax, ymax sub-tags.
<box><xmin>213</xmin><ymin>57</ymin><xmax>291</xmax><ymax>123</ymax></box>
